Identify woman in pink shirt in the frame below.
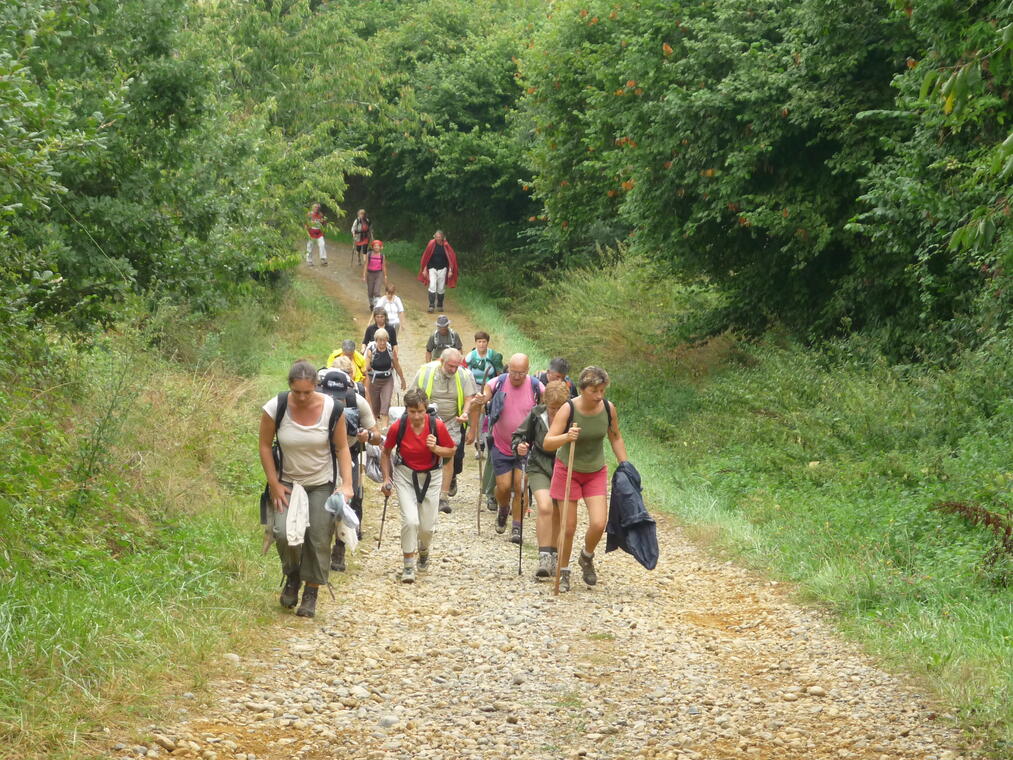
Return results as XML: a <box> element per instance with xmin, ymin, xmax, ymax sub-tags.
<box><xmin>361</xmin><ymin>239</ymin><xmax>388</xmax><ymax>311</ymax></box>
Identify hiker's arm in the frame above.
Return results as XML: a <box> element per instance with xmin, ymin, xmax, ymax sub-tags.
<box><xmin>427</xmin><ymin>434</ymin><xmax>456</xmax><ymax>459</ymax></box>
<box><xmin>380</xmin><ymin>446</ymin><xmax>393</xmax><ymax>494</ymax></box>
<box><xmin>512</xmin><ymin>412</ymin><xmax>534</xmax><ymax>456</ymax></box>
<box><xmin>606</xmin><ymin>402</ymin><xmax>629</xmax><ymax>464</ymax></box>
<box><xmin>392</xmin><ymin>353</ymin><xmax>407</xmax><ymax>389</ymax></box>
<box><xmin>543</xmin><ymin>407</ymin><xmax>579</xmax><ymax>452</ymax></box>
<box><xmin>258</xmin><ymin>412</ymin><xmax>290</xmax><ymax>509</ymax></box>
<box><xmin>331</xmin><ymin>414</ymin><xmax>355</xmax><ymax>501</ymax></box>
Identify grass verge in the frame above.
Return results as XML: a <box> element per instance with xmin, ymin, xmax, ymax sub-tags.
<box><xmin>385</xmin><ymin>239</ymin><xmax>1012</xmax><ymax>757</ymax></box>
<box><xmin>0</xmin><ymin>273</ymin><xmax>351</xmax><ymax>759</ymax></box>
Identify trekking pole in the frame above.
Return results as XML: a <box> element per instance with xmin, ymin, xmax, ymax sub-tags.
<box><xmin>518</xmin><ymin>463</ymin><xmax>528</xmax><ymax>576</ymax></box>
<box><xmin>554</xmin><ymin>444</ymin><xmax>577</xmax><ymax>595</ymax></box>
<box><xmin>376</xmin><ymin>489</ymin><xmax>390</xmax><ymax>550</ymax></box>
<box><xmin>476</xmin><ymin>442</ymin><xmax>484</xmax><ymax>535</ymax></box>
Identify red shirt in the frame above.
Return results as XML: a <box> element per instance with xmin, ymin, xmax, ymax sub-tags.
<box><xmin>384</xmin><ymin>416</ymin><xmax>454</xmax><ymax>472</ymax></box>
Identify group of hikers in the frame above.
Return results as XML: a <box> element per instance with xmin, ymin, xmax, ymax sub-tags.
<box><xmin>261</xmin><ymin>212</ymin><xmax>630</xmax><ymax>618</ymax></box>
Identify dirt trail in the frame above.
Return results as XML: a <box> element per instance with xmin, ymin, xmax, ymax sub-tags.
<box><xmin>110</xmin><ymin>244</ymin><xmax>969</xmax><ymax>760</ymax></box>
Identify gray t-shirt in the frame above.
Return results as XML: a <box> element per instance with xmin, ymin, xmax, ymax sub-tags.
<box><xmin>411</xmin><ymin>364</ymin><xmax>478</xmax><ymax>441</ymax></box>
<box><xmin>426</xmin><ymin>328</ymin><xmax>463</xmax><ymax>359</ymax></box>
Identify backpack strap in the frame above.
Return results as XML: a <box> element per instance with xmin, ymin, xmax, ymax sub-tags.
<box><xmin>530</xmin><ymin>376</ymin><xmax>542</xmax><ymax>405</ymax></box>
<box><xmin>326</xmin><ymin>396</ymin><xmax>344</xmax><ymax>485</ymax></box>
<box><xmin>394</xmin><ymin>413</ymin><xmax>441</xmax><ymax>471</ymax></box>
<box><xmin>272</xmin><ymin>391</ymin><xmax>289</xmax><ymax>476</ymax></box>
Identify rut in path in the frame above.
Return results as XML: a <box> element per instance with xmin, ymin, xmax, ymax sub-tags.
<box><xmin>110</xmin><ymin>247</ymin><xmax>969</xmax><ymax>760</ymax></box>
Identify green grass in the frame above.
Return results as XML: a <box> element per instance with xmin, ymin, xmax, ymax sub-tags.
<box><xmin>0</xmin><ymin>275</ymin><xmax>354</xmax><ymax>759</ymax></box>
<box><xmin>387</xmin><ymin>242</ymin><xmax>1013</xmax><ymax>756</ymax></box>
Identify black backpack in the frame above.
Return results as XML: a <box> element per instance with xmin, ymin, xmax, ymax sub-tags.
<box><xmin>317</xmin><ymin>368</ymin><xmax>361</xmax><ymax>439</ymax></box>
<box><xmin>259</xmin><ymin>391</ymin><xmax>344</xmax><ymax>524</ymax></box>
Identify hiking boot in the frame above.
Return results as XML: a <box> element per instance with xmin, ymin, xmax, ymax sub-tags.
<box><xmin>486</xmin><ymin>495</ymin><xmax>498</xmax><ymax>512</ymax></box>
<box><xmin>330</xmin><ymin>541</ymin><xmax>346</xmax><ymax>572</ymax></box>
<box><xmin>535</xmin><ymin>551</ymin><xmax>553</xmax><ymax>580</ymax></box>
<box><xmin>401</xmin><ymin>565</ymin><xmax>416</xmax><ymax>584</ymax></box>
<box><xmin>437</xmin><ymin>294</ymin><xmax>445</xmax><ymax>309</ymax></box>
<box><xmin>280</xmin><ymin>571</ymin><xmax>301</xmax><ymax>608</ymax></box>
<box><xmin>418</xmin><ymin>550</ymin><xmax>430</xmax><ymax>571</ymax></box>
<box><xmin>427</xmin><ymin>293</ymin><xmax>436</xmax><ymax>313</ymax></box>
<box><xmin>495</xmin><ymin>505</ymin><xmax>508</xmax><ymax>534</ymax></box>
<box><xmin>558</xmin><ymin>567</ymin><xmax>571</xmax><ymax>592</ymax></box>
<box><xmin>510</xmin><ymin>524</ymin><xmax>522</xmax><ymax>544</ymax></box>
<box><xmin>448</xmin><ymin>476</ymin><xmax>457</xmax><ymax>497</ymax></box>
<box><xmin>578</xmin><ymin>550</ymin><xmax>598</xmax><ymax>586</ymax></box>
<box><xmin>439</xmin><ymin>494</ymin><xmax>452</xmax><ymax>514</ymax></box>
<box><xmin>295</xmin><ymin>584</ymin><xmax>318</xmax><ymax>617</ymax></box>
<box><xmin>320</xmin><ymin>259</ymin><xmax>328</xmax><ymax>266</ymax></box>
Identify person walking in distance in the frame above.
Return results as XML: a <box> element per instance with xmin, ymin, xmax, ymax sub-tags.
<box><xmin>258</xmin><ymin>360</ymin><xmax>353</xmax><ymax>616</ymax></box>
<box><xmin>425</xmin><ymin>314</ymin><xmax>463</xmax><ymax>363</ymax></box>
<box><xmin>361</xmin><ymin>239</ymin><xmax>388</xmax><ymax>311</ymax></box>
<box><xmin>305</xmin><ymin>203</ymin><xmax>328</xmax><ymax>266</ymax></box>
<box><xmin>361</xmin><ymin>307</ymin><xmax>399</xmax><ymax>360</ymax></box>
<box><xmin>364</xmin><ymin>328</ymin><xmax>407</xmax><ymax>430</ymax></box>
<box><xmin>417</xmin><ymin>230</ymin><xmax>458</xmax><ymax>313</ymax></box>
<box><xmin>466</xmin><ymin>330</ymin><xmax>503</xmax><ymax>467</ymax></box>
<box><xmin>411</xmin><ymin>348</ymin><xmax>479</xmax><ymax>514</ymax></box>
<box><xmin>350</xmin><ymin>208</ymin><xmax>372</xmax><ymax>267</ymax></box>
<box><xmin>380</xmin><ymin>389</ymin><xmax>456</xmax><ymax>583</ymax></box>
<box><xmin>376</xmin><ymin>283</ymin><xmax>405</xmax><ymax>337</ymax></box>
<box><xmin>512</xmin><ymin>380</ymin><xmax>571</xmax><ymax>580</ymax></box>
<box><xmin>478</xmin><ymin>354</ymin><xmax>543</xmax><ymax>543</ymax></box>
<box><xmin>537</xmin><ymin>356</ymin><xmax>578</xmax><ymax>398</ymax></box>
<box><xmin>542</xmin><ymin>366</ymin><xmax>629</xmax><ymax>592</ymax></box>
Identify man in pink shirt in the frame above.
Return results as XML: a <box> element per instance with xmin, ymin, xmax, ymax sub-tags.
<box><xmin>479</xmin><ymin>354</ymin><xmax>543</xmax><ymax>543</ymax></box>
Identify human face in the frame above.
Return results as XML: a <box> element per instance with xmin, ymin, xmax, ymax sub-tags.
<box><xmin>434</xmin><ymin>232</ymin><xmax>444</xmax><ymax>244</ymax></box>
<box><xmin>581</xmin><ymin>383</ymin><xmax>607</xmax><ymax>404</ymax></box>
<box><xmin>374</xmin><ymin>312</ymin><xmax>386</xmax><ymax>326</ymax></box>
<box><xmin>475</xmin><ymin>338</ymin><xmax>489</xmax><ymax>352</ymax></box>
<box><xmin>442</xmin><ymin>355</ymin><xmax>462</xmax><ymax>376</ymax></box>
<box><xmin>376</xmin><ymin>337</ymin><xmax>388</xmax><ymax>350</ymax></box>
<box><xmin>506</xmin><ymin>359</ymin><xmax>529</xmax><ymax>387</ymax></box>
<box><xmin>288</xmin><ymin>378</ymin><xmax>316</xmax><ymax>407</ymax></box>
<box><xmin>546</xmin><ymin>370</ymin><xmax>563</xmax><ymax>383</ymax></box>
<box><xmin>372</xmin><ymin>241</ymin><xmax>382</xmax><ymax>252</ymax></box>
<box><xmin>407</xmin><ymin>404</ymin><xmax>428</xmax><ymax>427</ymax></box>
<box><xmin>438</xmin><ymin>326</ymin><xmax>449</xmax><ymax>336</ymax></box>
<box><xmin>546</xmin><ymin>403</ymin><xmax>563</xmax><ymax>423</ymax></box>
<box><xmin>311</xmin><ymin>203</ymin><xmax>320</xmax><ymax>213</ymax></box>
<box><xmin>358</xmin><ymin>210</ymin><xmax>366</xmax><ymax>219</ymax></box>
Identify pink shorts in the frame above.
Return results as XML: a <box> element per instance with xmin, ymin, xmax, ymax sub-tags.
<box><xmin>549</xmin><ymin>459</ymin><xmax>607</xmax><ymax>501</ymax></box>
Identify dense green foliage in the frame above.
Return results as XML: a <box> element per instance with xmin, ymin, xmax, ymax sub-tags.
<box><xmin>350</xmin><ymin>0</ymin><xmax>1013</xmax><ymax>356</ymax></box>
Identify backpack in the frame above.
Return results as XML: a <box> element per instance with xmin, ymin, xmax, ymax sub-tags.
<box><xmin>487</xmin><ymin>374</ymin><xmax>542</xmax><ymax>429</ymax></box>
<box><xmin>317</xmin><ymin>368</ymin><xmax>361</xmax><ymax>440</ymax></box>
<box><xmin>431</xmin><ymin>328</ymin><xmax>460</xmax><ymax>353</ymax></box>
<box><xmin>394</xmin><ymin>411</ymin><xmax>443</xmax><ymax>472</ymax></box>
<box><xmin>467</xmin><ymin>348</ymin><xmax>502</xmax><ymax>386</ymax></box>
<box><xmin>259</xmin><ymin>391</ymin><xmax>344</xmax><ymax>524</ymax></box>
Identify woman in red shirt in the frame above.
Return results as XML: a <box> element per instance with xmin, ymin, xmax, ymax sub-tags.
<box><xmin>381</xmin><ymin>388</ymin><xmax>456</xmax><ymax>583</ymax></box>
<box><xmin>305</xmin><ymin>203</ymin><xmax>327</xmax><ymax>266</ymax></box>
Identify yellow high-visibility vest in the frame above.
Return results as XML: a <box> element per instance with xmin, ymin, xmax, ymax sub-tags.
<box><xmin>417</xmin><ymin>361</ymin><xmax>464</xmax><ymax>416</ymax></box>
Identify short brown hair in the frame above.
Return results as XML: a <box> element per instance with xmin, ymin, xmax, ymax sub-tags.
<box><xmin>474</xmin><ymin>331</ymin><xmax>490</xmax><ymax>341</ymax></box>
<box><xmin>403</xmin><ymin>388</ymin><xmax>429</xmax><ymax>409</ymax></box>
<box><xmin>542</xmin><ymin>380</ymin><xmax>570</xmax><ymax>407</ymax></box>
<box><xmin>577</xmin><ymin>366</ymin><xmax>610</xmax><ymax>390</ymax></box>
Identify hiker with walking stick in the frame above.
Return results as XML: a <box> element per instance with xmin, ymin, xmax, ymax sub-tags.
<box><xmin>542</xmin><ymin>367</ymin><xmax>628</xmax><ymax>592</ymax></box>
<box><xmin>380</xmin><ymin>389</ymin><xmax>456</xmax><ymax>584</ymax></box>
<box><xmin>477</xmin><ymin>354</ymin><xmax>543</xmax><ymax>545</ymax></box>
<box><xmin>512</xmin><ymin>380</ymin><xmax>572</xmax><ymax>581</ymax></box>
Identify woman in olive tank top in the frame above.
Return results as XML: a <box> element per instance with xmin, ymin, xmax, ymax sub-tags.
<box><xmin>543</xmin><ymin>366</ymin><xmax>629</xmax><ymax>591</ymax></box>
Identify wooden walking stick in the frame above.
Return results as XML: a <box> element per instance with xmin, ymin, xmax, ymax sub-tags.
<box><xmin>554</xmin><ymin>444</ymin><xmax>576</xmax><ymax>595</ymax></box>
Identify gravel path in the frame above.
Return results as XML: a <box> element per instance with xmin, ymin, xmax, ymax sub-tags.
<box><xmin>110</xmin><ymin>246</ymin><xmax>970</xmax><ymax>760</ymax></box>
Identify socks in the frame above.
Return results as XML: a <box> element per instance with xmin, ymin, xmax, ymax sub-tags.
<box><xmin>581</xmin><ymin>548</ymin><xmax>593</xmax><ymax>559</ymax></box>
<box><xmin>538</xmin><ymin>546</ymin><xmax>555</xmax><ymax>554</ymax></box>
<box><xmin>512</xmin><ymin>520</ymin><xmax>522</xmax><ymax>529</ymax></box>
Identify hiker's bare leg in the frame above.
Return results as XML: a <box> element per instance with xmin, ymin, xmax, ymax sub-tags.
<box><xmin>533</xmin><ymin>489</ymin><xmax>554</xmax><ymax>547</ymax></box>
<box><xmin>583</xmin><ymin>494</ymin><xmax>607</xmax><ymax>555</ymax></box>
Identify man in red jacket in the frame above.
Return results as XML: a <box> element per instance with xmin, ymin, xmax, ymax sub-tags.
<box><xmin>417</xmin><ymin>230</ymin><xmax>459</xmax><ymax>313</ymax></box>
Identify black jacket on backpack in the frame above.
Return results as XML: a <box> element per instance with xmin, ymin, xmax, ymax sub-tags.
<box><xmin>605</xmin><ymin>461</ymin><xmax>658</xmax><ymax>570</ymax></box>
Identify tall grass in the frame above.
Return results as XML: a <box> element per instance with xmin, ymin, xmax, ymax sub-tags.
<box><xmin>389</xmin><ymin>243</ymin><xmax>1013</xmax><ymax>756</ymax></box>
<box><xmin>0</xmin><ymin>276</ymin><xmax>351</xmax><ymax>759</ymax></box>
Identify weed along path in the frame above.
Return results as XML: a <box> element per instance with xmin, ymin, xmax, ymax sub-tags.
<box><xmin>111</xmin><ymin>249</ymin><xmax>969</xmax><ymax>760</ymax></box>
